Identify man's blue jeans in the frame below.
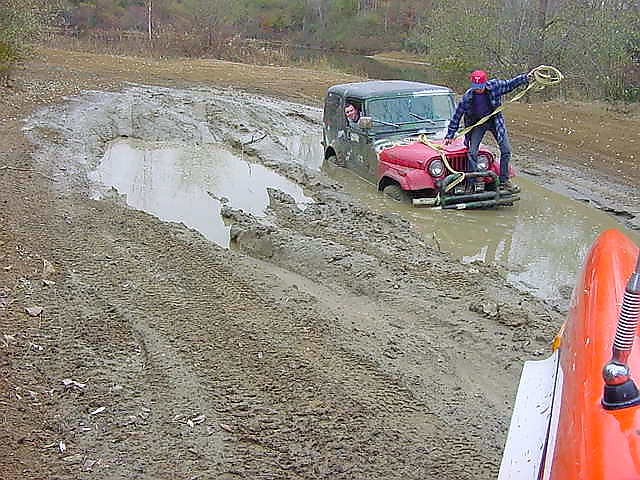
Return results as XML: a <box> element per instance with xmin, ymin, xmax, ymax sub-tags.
<box><xmin>467</xmin><ymin>122</ymin><xmax>511</xmax><ymax>183</ymax></box>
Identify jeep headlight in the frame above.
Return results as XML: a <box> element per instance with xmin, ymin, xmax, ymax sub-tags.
<box><xmin>477</xmin><ymin>153</ymin><xmax>491</xmax><ymax>171</ymax></box>
<box><xmin>428</xmin><ymin>159</ymin><xmax>445</xmax><ymax>177</ymax></box>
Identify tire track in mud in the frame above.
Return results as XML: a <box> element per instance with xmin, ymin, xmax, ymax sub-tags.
<box><xmin>76</xmin><ymin>202</ymin><xmax>519</xmax><ymax>477</ymax></box>
<box><xmin>110</xmin><ymin>228</ymin><xmax>440</xmax><ymax>479</ymax></box>
<box><xmin>26</xmin><ymin>199</ymin><xmax>487</xmax><ymax>479</ymax></box>
<box><xmin>228</xmin><ymin>196</ymin><xmax>561</xmax><ymax>476</ymax></box>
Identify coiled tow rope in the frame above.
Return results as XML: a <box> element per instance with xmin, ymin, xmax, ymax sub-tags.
<box><xmin>419</xmin><ymin>65</ymin><xmax>564</xmax><ymax>195</ymax></box>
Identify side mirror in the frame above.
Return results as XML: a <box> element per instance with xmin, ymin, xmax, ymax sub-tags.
<box><xmin>358</xmin><ymin>116</ymin><xmax>373</xmax><ymax>129</ymax></box>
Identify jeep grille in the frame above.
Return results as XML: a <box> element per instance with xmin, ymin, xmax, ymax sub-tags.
<box><xmin>445</xmin><ymin>153</ymin><xmax>470</xmax><ymax>172</ymax></box>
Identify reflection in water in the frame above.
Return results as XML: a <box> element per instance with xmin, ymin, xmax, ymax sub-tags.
<box><xmin>90</xmin><ymin>140</ymin><xmax>312</xmax><ymax>247</ymax></box>
<box><xmin>323</xmin><ymin>162</ymin><xmax>639</xmax><ymax>305</ymax></box>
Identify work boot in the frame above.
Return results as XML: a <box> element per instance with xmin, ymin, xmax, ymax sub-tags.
<box><xmin>499</xmin><ymin>180</ymin><xmax>520</xmax><ymax>194</ymax></box>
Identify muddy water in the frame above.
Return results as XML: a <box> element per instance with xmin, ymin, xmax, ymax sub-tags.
<box><xmin>89</xmin><ymin>139</ymin><xmax>312</xmax><ymax>247</ymax></box>
<box><xmin>323</xmin><ymin>163</ymin><xmax>640</xmax><ymax>306</ymax></box>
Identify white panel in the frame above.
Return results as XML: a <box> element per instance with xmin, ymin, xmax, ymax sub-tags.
<box><xmin>498</xmin><ymin>351</ymin><xmax>559</xmax><ymax>480</ymax></box>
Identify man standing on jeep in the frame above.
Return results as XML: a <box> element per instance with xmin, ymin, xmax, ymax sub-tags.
<box><xmin>444</xmin><ymin>69</ymin><xmax>533</xmax><ymax>193</ymax></box>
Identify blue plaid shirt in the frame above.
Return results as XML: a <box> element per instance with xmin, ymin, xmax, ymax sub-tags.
<box><xmin>446</xmin><ymin>73</ymin><xmax>529</xmax><ymax>145</ymax></box>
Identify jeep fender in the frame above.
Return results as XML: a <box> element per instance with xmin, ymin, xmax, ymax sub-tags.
<box><xmin>378</xmin><ymin>162</ymin><xmax>437</xmax><ymax>192</ymax></box>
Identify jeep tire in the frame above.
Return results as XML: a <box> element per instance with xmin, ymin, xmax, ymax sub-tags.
<box><xmin>383</xmin><ymin>184</ymin><xmax>410</xmax><ymax>203</ymax></box>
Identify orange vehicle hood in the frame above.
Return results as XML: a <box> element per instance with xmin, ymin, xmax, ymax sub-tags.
<box><xmin>549</xmin><ymin>229</ymin><xmax>640</xmax><ymax>480</ymax></box>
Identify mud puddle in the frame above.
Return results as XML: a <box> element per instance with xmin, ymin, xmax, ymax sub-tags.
<box><xmin>89</xmin><ymin>138</ymin><xmax>312</xmax><ymax>247</ymax></box>
<box><xmin>323</xmin><ymin>163</ymin><xmax>640</xmax><ymax>306</ymax></box>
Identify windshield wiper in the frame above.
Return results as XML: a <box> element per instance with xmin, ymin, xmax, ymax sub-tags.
<box><xmin>408</xmin><ymin>113</ymin><xmax>436</xmax><ymax>125</ymax></box>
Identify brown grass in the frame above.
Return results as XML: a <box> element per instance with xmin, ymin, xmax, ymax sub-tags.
<box><xmin>41</xmin><ymin>30</ymin><xmax>348</xmax><ymax>77</ymax></box>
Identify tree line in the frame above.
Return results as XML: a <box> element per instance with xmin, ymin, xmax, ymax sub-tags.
<box><xmin>1</xmin><ymin>0</ymin><xmax>638</xmax><ymax>100</ymax></box>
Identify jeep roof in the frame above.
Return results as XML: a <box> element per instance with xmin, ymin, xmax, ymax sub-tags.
<box><xmin>327</xmin><ymin>80</ymin><xmax>452</xmax><ymax>100</ymax></box>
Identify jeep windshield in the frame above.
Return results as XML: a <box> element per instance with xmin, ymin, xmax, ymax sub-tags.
<box><xmin>365</xmin><ymin>93</ymin><xmax>454</xmax><ymax>133</ymax></box>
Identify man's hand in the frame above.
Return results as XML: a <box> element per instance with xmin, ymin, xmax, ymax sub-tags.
<box><xmin>527</xmin><ymin>69</ymin><xmax>535</xmax><ymax>82</ymax></box>
<box><xmin>443</xmin><ymin>138</ymin><xmax>453</xmax><ymax>145</ymax></box>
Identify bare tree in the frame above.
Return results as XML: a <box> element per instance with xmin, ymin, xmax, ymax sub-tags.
<box><xmin>146</xmin><ymin>0</ymin><xmax>152</xmax><ymax>41</ymax></box>
<box><xmin>535</xmin><ymin>0</ymin><xmax>548</xmax><ymax>63</ymax></box>
<box><xmin>185</xmin><ymin>0</ymin><xmax>229</xmax><ymax>48</ymax></box>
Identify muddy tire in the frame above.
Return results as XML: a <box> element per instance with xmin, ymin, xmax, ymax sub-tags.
<box><xmin>383</xmin><ymin>184</ymin><xmax>410</xmax><ymax>203</ymax></box>
<box><xmin>327</xmin><ymin>153</ymin><xmax>345</xmax><ymax>167</ymax></box>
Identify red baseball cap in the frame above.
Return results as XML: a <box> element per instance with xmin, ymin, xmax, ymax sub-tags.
<box><xmin>470</xmin><ymin>70</ymin><xmax>488</xmax><ymax>89</ymax></box>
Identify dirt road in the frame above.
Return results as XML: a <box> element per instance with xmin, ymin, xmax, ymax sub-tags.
<box><xmin>0</xmin><ymin>48</ymin><xmax>637</xmax><ymax>479</ymax></box>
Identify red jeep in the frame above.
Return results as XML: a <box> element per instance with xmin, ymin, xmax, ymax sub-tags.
<box><xmin>322</xmin><ymin>80</ymin><xmax>519</xmax><ymax>208</ymax></box>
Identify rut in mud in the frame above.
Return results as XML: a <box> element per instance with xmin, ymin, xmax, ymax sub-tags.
<box><xmin>2</xmin><ymin>82</ymin><xmax>610</xmax><ymax>479</ymax></box>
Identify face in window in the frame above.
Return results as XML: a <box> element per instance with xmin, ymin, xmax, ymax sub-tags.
<box><xmin>345</xmin><ymin>104</ymin><xmax>360</xmax><ymax>122</ymax></box>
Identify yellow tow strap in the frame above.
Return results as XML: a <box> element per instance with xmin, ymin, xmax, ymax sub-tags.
<box><xmin>419</xmin><ymin>65</ymin><xmax>564</xmax><ymax>194</ymax></box>
<box><xmin>552</xmin><ymin>321</ymin><xmax>566</xmax><ymax>351</ymax></box>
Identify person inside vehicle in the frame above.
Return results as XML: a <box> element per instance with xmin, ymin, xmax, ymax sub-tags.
<box><xmin>443</xmin><ymin>69</ymin><xmax>534</xmax><ymax>193</ymax></box>
<box><xmin>345</xmin><ymin>103</ymin><xmax>360</xmax><ymax>126</ymax></box>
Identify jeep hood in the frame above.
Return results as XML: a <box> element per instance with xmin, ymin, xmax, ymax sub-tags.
<box><xmin>376</xmin><ymin>137</ymin><xmax>467</xmax><ymax>169</ymax></box>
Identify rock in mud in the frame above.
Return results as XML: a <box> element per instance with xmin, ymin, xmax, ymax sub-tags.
<box><xmin>229</xmin><ymin>225</ymin><xmax>276</xmax><ymax>258</ymax></box>
<box><xmin>469</xmin><ymin>300</ymin><xmax>499</xmax><ymax>318</ymax></box>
